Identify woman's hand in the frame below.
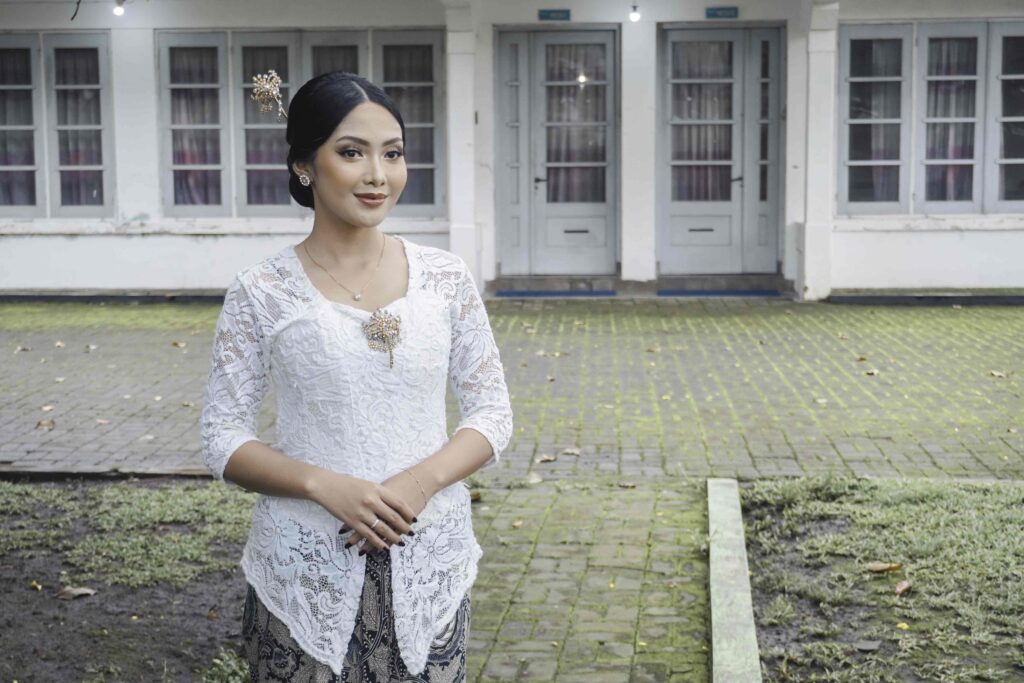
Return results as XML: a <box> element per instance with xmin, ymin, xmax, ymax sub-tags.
<box><xmin>308</xmin><ymin>471</ymin><xmax>417</xmax><ymax>553</ymax></box>
<box><xmin>340</xmin><ymin>470</ymin><xmax>432</xmax><ymax>553</ymax></box>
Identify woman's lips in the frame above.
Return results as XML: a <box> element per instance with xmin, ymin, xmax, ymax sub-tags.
<box><xmin>355</xmin><ymin>195</ymin><xmax>386</xmax><ymax>207</ymax></box>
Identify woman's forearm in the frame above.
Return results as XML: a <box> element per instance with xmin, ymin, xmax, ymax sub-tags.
<box><xmin>221</xmin><ymin>439</ymin><xmax>327</xmax><ymax>501</ymax></box>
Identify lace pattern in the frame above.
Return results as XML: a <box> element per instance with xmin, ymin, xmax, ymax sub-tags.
<box><xmin>199</xmin><ymin>236</ymin><xmax>513</xmax><ymax>676</ymax></box>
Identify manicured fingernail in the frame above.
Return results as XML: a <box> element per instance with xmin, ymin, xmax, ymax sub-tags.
<box><xmin>344</xmin><ymin>541</ymin><xmax>353</xmax><ymax>549</ymax></box>
<box><xmin>412</xmin><ymin>517</ymin><xmax>418</xmax><ymax>522</ymax></box>
<box><xmin>408</xmin><ymin>529</ymin><xmax>415</xmax><ymax>536</ymax></box>
<box><xmin>358</xmin><ymin>549</ymin><xmax>365</xmax><ymax>556</ymax></box>
<box><xmin>398</xmin><ymin>541</ymin><xmax>406</xmax><ymax>546</ymax></box>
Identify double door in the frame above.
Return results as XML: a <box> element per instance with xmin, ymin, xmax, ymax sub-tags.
<box><xmin>661</xmin><ymin>28</ymin><xmax>782</xmax><ymax>274</ymax></box>
<box><xmin>497</xmin><ymin>30</ymin><xmax>618</xmax><ymax>275</ymax></box>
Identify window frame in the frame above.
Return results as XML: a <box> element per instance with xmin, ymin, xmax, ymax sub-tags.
<box><xmin>43</xmin><ymin>31</ymin><xmax>115</xmax><ymax>218</ymax></box>
<box><xmin>914</xmin><ymin>22</ymin><xmax>987</xmax><ymax>214</ymax></box>
<box><xmin>372</xmin><ymin>29</ymin><xmax>446</xmax><ymax>219</ymax></box>
<box><xmin>157</xmin><ymin>31</ymin><xmax>232</xmax><ymax>218</ymax></box>
<box><xmin>0</xmin><ymin>33</ymin><xmax>45</xmax><ymax>218</ymax></box>
<box><xmin>984</xmin><ymin>21</ymin><xmax>1024</xmax><ymax>213</ymax></box>
<box><xmin>837</xmin><ymin>23</ymin><xmax>913</xmax><ymax>216</ymax></box>
<box><xmin>232</xmin><ymin>31</ymin><xmax>302</xmax><ymax>218</ymax></box>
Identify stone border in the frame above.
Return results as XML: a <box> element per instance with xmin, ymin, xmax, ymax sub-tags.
<box><xmin>707</xmin><ymin>478</ymin><xmax>763</xmax><ymax>683</ymax></box>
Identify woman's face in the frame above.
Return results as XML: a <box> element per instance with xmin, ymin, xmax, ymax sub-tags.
<box><xmin>296</xmin><ymin>101</ymin><xmax>407</xmax><ymax>227</ymax></box>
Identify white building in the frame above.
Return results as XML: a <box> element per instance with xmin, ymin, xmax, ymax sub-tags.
<box><xmin>2</xmin><ymin>0</ymin><xmax>1023</xmax><ymax>300</ymax></box>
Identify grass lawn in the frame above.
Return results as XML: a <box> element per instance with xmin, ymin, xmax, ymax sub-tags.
<box><xmin>743</xmin><ymin>473</ymin><xmax>1024</xmax><ymax>683</ymax></box>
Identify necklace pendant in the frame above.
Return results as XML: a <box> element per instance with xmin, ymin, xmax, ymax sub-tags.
<box><xmin>353</xmin><ymin>293</ymin><xmax>362</xmax><ymax>301</ymax></box>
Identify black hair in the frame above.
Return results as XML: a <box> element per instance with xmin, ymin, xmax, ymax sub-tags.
<box><xmin>285</xmin><ymin>71</ymin><xmax>406</xmax><ymax>209</ymax></box>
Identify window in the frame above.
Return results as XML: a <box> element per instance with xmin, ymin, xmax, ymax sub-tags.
<box><xmin>157</xmin><ymin>29</ymin><xmax>442</xmax><ymax>218</ymax></box>
<box><xmin>0</xmin><ymin>35</ymin><xmax>43</xmax><ymax>217</ymax></box>
<box><xmin>840</xmin><ymin>21</ymin><xmax>1024</xmax><ymax>215</ymax></box>
<box><xmin>838</xmin><ymin>24</ymin><xmax>912</xmax><ymax>214</ymax></box>
<box><xmin>0</xmin><ymin>32</ymin><xmax>112</xmax><ymax>218</ymax></box>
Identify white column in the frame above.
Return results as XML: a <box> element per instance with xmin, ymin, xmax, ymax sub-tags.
<box><xmin>620</xmin><ymin>18</ymin><xmax>658</xmax><ymax>283</ymax></box>
<box><xmin>441</xmin><ymin>1</ymin><xmax>480</xmax><ymax>282</ymax></box>
<box><xmin>111</xmin><ymin>29</ymin><xmax>161</xmax><ymax>221</ymax></box>
<box><xmin>800</xmin><ymin>0</ymin><xmax>839</xmax><ymax>301</ymax></box>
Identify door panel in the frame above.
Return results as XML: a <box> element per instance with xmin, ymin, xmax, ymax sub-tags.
<box><xmin>497</xmin><ymin>30</ymin><xmax>618</xmax><ymax>275</ymax></box>
<box><xmin>663</xmin><ymin>28</ymin><xmax>782</xmax><ymax>275</ymax></box>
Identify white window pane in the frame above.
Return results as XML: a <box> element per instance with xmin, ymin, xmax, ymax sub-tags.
<box><xmin>55</xmin><ymin>48</ymin><xmax>99</xmax><ymax>85</ymax></box>
<box><xmin>0</xmin><ymin>48</ymin><xmax>31</xmax><ymax>85</ymax></box>
<box><xmin>672</xmin><ymin>166</ymin><xmax>730</xmax><ymax>201</ymax></box>
<box><xmin>171</xmin><ymin>88</ymin><xmax>219</xmax><ymax>124</ymax></box>
<box><xmin>1002</xmin><ymin>81</ymin><xmax>1024</xmax><ymax>117</ymax></box>
<box><xmin>546</xmin><ymin>126</ymin><xmax>605</xmax><ymax>163</ymax></box>
<box><xmin>0</xmin><ymin>90</ymin><xmax>33</xmax><ymax>125</ymax></box>
<box><xmin>170</xmin><ymin>47</ymin><xmax>218</xmax><ymax>84</ymax></box>
<box><xmin>850</xmin><ymin>39</ymin><xmax>902</xmax><ymax>77</ymax></box>
<box><xmin>548</xmin><ymin>167</ymin><xmax>604</xmax><ymax>202</ymax></box>
<box><xmin>398</xmin><ymin>168</ymin><xmax>433</xmax><ymax>204</ymax></box>
<box><xmin>926</xmin><ymin>123</ymin><xmax>974</xmax><ymax>160</ymax></box>
<box><xmin>928</xmin><ymin>38</ymin><xmax>977</xmax><ymax>76</ymax></box>
<box><xmin>1002</xmin><ymin>37</ymin><xmax>1024</xmax><ymax>75</ymax></box>
<box><xmin>245</xmin><ymin>129</ymin><xmax>287</xmax><ymax>165</ymax></box>
<box><xmin>312</xmin><ymin>46</ymin><xmax>358</xmax><ymax>77</ymax></box>
<box><xmin>850</xmin><ymin>82</ymin><xmax>901</xmax><ymax>119</ymax></box>
<box><xmin>671</xmin><ymin>83</ymin><xmax>732</xmax><ymax>120</ymax></box>
<box><xmin>545</xmin><ymin>44</ymin><xmax>606</xmax><ymax>81</ymax></box>
<box><xmin>926</xmin><ymin>165</ymin><xmax>972</xmax><ymax>201</ymax></box>
<box><xmin>1002</xmin><ymin>122</ymin><xmax>1024</xmax><ymax>159</ymax></box>
<box><xmin>174</xmin><ymin>169</ymin><xmax>220</xmax><ymax>205</ymax></box>
<box><xmin>671</xmin><ymin>125</ymin><xmax>731</xmax><ymax>161</ymax></box>
<box><xmin>58</xmin><ymin>130</ymin><xmax>102</xmax><ymax>165</ymax></box>
<box><xmin>849</xmin><ymin>166</ymin><xmax>898</xmax><ymax>201</ymax></box>
<box><xmin>56</xmin><ymin>89</ymin><xmax>100</xmax><ymax>125</ymax></box>
<box><xmin>927</xmin><ymin>81</ymin><xmax>975</xmax><ymax>118</ymax></box>
<box><xmin>242</xmin><ymin>46</ymin><xmax>288</xmax><ymax>82</ymax></box>
<box><xmin>60</xmin><ymin>170</ymin><xmax>102</xmax><ymax>205</ymax></box>
<box><xmin>546</xmin><ymin>84</ymin><xmax>606</xmax><ymax>123</ymax></box>
<box><xmin>384</xmin><ymin>45</ymin><xmax>433</xmax><ymax>82</ymax></box>
<box><xmin>1001</xmin><ymin>164</ymin><xmax>1024</xmax><ymax>199</ymax></box>
<box><xmin>386</xmin><ymin>86</ymin><xmax>432</xmax><ymax>123</ymax></box>
<box><xmin>0</xmin><ymin>130</ymin><xmax>34</xmax><ymax>165</ymax></box>
<box><xmin>173</xmin><ymin>129</ymin><xmax>221</xmax><ymax>165</ymax></box>
<box><xmin>246</xmin><ymin>170</ymin><xmax>290</xmax><ymax>205</ymax></box>
<box><xmin>403</xmin><ymin>127</ymin><xmax>433</xmax><ymax>164</ymax></box>
<box><xmin>0</xmin><ymin>170</ymin><xmax>34</xmax><ymax>204</ymax></box>
<box><xmin>849</xmin><ymin>124</ymin><xmax>900</xmax><ymax>160</ymax></box>
<box><xmin>671</xmin><ymin>42</ymin><xmax>731</xmax><ymax>79</ymax></box>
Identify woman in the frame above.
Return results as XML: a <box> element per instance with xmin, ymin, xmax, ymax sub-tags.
<box><xmin>199</xmin><ymin>70</ymin><xmax>513</xmax><ymax>681</ymax></box>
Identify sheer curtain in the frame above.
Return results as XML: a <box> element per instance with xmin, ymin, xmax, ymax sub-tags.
<box><xmin>1001</xmin><ymin>36</ymin><xmax>1024</xmax><ymax>200</ymax></box>
<box><xmin>848</xmin><ymin>38</ymin><xmax>902</xmax><ymax>202</ymax></box>
<box><xmin>670</xmin><ymin>41</ymin><xmax>732</xmax><ymax>201</ymax></box>
<box><xmin>55</xmin><ymin>48</ymin><xmax>103</xmax><ymax>205</ymax></box>
<box><xmin>170</xmin><ymin>47</ymin><xmax>221</xmax><ymax>205</ymax></box>
<box><xmin>545</xmin><ymin>43</ymin><xmax>607</xmax><ymax>203</ymax></box>
<box><xmin>242</xmin><ymin>46</ymin><xmax>289</xmax><ymax>205</ymax></box>
<box><xmin>383</xmin><ymin>44</ymin><xmax>435</xmax><ymax>204</ymax></box>
<box><xmin>925</xmin><ymin>37</ymin><xmax>977</xmax><ymax>201</ymax></box>
<box><xmin>0</xmin><ymin>48</ymin><xmax>35</xmax><ymax>205</ymax></box>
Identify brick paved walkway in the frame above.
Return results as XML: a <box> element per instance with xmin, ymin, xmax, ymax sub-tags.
<box><xmin>2</xmin><ymin>298</ymin><xmax>1019</xmax><ymax>481</ymax></box>
<box><xmin>1</xmin><ymin>298</ymin><xmax>1021</xmax><ymax>681</ymax></box>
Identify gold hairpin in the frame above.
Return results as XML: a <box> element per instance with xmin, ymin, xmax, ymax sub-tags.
<box><xmin>251</xmin><ymin>69</ymin><xmax>287</xmax><ymax>120</ymax></box>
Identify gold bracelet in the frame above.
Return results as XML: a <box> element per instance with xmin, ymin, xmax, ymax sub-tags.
<box><xmin>404</xmin><ymin>469</ymin><xmax>428</xmax><ymax>505</ymax></box>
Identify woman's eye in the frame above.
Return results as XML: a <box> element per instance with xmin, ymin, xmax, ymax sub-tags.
<box><xmin>388</xmin><ymin>150</ymin><xmax>405</xmax><ymax>159</ymax></box>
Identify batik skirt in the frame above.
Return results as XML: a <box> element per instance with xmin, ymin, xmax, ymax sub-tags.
<box><xmin>242</xmin><ymin>546</ymin><xmax>471</xmax><ymax>682</ymax></box>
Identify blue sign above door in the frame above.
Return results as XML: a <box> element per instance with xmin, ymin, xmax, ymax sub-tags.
<box><xmin>539</xmin><ymin>9</ymin><xmax>571</xmax><ymax>21</ymax></box>
<box><xmin>705</xmin><ymin>6</ymin><xmax>739</xmax><ymax>19</ymax></box>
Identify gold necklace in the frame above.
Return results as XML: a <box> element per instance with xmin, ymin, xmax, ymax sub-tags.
<box><xmin>302</xmin><ymin>232</ymin><xmax>387</xmax><ymax>302</ymax></box>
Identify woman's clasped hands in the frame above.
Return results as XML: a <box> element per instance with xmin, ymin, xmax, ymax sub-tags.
<box><xmin>309</xmin><ymin>469</ymin><xmax>430</xmax><ymax>555</ymax></box>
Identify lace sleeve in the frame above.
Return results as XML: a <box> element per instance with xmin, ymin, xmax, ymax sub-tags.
<box><xmin>447</xmin><ymin>259</ymin><xmax>514</xmax><ymax>470</ymax></box>
<box><xmin>200</xmin><ymin>274</ymin><xmax>271</xmax><ymax>485</ymax></box>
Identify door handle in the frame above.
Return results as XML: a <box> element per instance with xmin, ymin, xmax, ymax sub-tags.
<box><xmin>534</xmin><ymin>177</ymin><xmax>547</xmax><ymax>183</ymax></box>
<box><xmin>731</xmin><ymin>176</ymin><xmax>743</xmax><ymax>182</ymax></box>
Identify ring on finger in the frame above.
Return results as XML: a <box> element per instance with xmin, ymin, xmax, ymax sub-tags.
<box><xmin>370</xmin><ymin>517</ymin><xmax>380</xmax><ymax>530</ymax></box>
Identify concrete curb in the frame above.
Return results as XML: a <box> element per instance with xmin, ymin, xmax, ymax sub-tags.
<box><xmin>707</xmin><ymin>478</ymin><xmax>763</xmax><ymax>683</ymax></box>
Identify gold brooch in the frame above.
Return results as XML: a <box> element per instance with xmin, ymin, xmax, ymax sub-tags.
<box><xmin>251</xmin><ymin>69</ymin><xmax>288</xmax><ymax>120</ymax></box>
<box><xmin>362</xmin><ymin>309</ymin><xmax>402</xmax><ymax>368</ymax></box>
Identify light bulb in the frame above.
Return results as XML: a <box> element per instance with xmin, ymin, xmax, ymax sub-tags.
<box><xmin>113</xmin><ymin>0</ymin><xmax>125</xmax><ymax>15</ymax></box>
<box><xmin>629</xmin><ymin>4</ymin><xmax>640</xmax><ymax>21</ymax></box>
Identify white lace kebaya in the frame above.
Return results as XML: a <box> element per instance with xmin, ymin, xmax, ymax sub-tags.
<box><xmin>199</xmin><ymin>235</ymin><xmax>513</xmax><ymax>676</ymax></box>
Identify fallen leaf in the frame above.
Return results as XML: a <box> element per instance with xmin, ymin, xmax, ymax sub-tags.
<box><xmin>84</xmin><ymin>344</ymin><xmax>98</xmax><ymax>352</ymax></box>
<box><xmin>55</xmin><ymin>585</ymin><xmax>97</xmax><ymax>600</ymax></box>
<box><xmin>895</xmin><ymin>579</ymin><xmax>912</xmax><ymax>595</ymax></box>
<box><xmin>896</xmin><ymin>622</ymin><xmax>910</xmax><ymax>630</ymax></box>
<box><xmin>836</xmin><ymin>332</ymin><xmax>849</xmax><ymax>340</ymax></box>
<box><xmin>534</xmin><ymin>454</ymin><xmax>556</xmax><ymax>463</ymax></box>
<box><xmin>55</xmin><ymin>377</ymin><xmax>65</xmax><ymax>383</ymax></box>
<box><xmin>207</xmin><ymin>608</ymin><xmax>219</xmax><ymax>620</ymax></box>
<box><xmin>139</xmin><ymin>434</ymin><xmax>155</xmax><ymax>441</ymax></box>
<box><xmin>54</xmin><ymin>340</ymin><xmax>65</xmax><ymax>348</ymax></box>
<box><xmin>646</xmin><ymin>347</ymin><xmax>661</xmax><ymax>353</ymax></box>
<box><xmin>546</xmin><ymin>375</ymin><xmax>556</xmax><ymax>382</ymax></box>
<box><xmin>617</xmin><ymin>481</ymin><xmax>637</xmax><ymax>489</ymax></box>
<box><xmin>865</xmin><ymin>369</ymin><xmax>879</xmax><ymax>376</ymax></box>
<box><xmin>560</xmin><ymin>447</ymin><xmax>581</xmax><ymax>456</ymax></box>
<box><xmin>511</xmin><ymin>519</ymin><xmax>523</xmax><ymax>529</ymax></box>
<box><xmin>171</xmin><ymin>341</ymin><xmax>187</xmax><ymax>348</ymax></box>
<box><xmin>30</xmin><ymin>579</ymin><xmax>43</xmax><ymax>591</ymax></box>
<box><xmin>95</xmin><ymin>418</ymin><xmax>110</xmax><ymax>425</ymax></box>
<box><xmin>14</xmin><ymin>345</ymin><xmax>31</xmax><ymax>353</ymax></box>
<box><xmin>990</xmin><ymin>370</ymin><xmax>1006</xmax><ymax>378</ymax></box>
<box><xmin>36</xmin><ymin>419</ymin><xmax>55</xmax><ymax>430</ymax></box>
<box><xmin>181</xmin><ymin>401</ymin><xmax>194</xmax><ymax>407</ymax></box>
<box><xmin>865</xmin><ymin>562</ymin><xmax>902</xmax><ymax>573</ymax></box>
<box><xmin>814</xmin><ymin>398</ymin><xmax>828</xmax><ymax>405</ymax></box>
<box><xmin>41</xmin><ymin>405</ymin><xmax>54</xmax><ymax>412</ymax></box>
<box><xmin>469</xmin><ymin>490</ymin><xmax>481</xmax><ymax>502</ymax></box>
<box><xmin>153</xmin><ymin>395</ymin><xmax>162</xmax><ymax>401</ymax></box>
<box><xmin>527</xmin><ymin>472</ymin><xmax>543</xmax><ymax>484</ymax></box>
<box><xmin>856</xmin><ymin>356</ymin><xmax>868</xmax><ymax>362</ymax></box>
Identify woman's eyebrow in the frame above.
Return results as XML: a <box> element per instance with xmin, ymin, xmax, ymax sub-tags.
<box><xmin>335</xmin><ymin>135</ymin><xmax>403</xmax><ymax>145</ymax></box>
